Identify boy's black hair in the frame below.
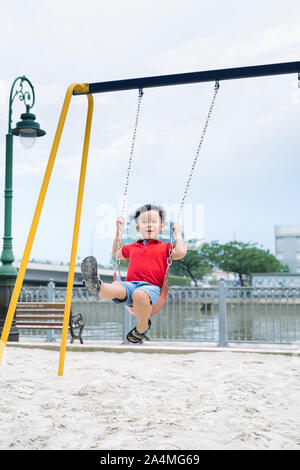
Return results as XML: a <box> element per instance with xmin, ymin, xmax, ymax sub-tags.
<box><xmin>134</xmin><ymin>204</ymin><xmax>166</xmax><ymax>224</ymax></box>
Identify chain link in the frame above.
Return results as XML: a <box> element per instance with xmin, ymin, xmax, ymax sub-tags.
<box><xmin>165</xmin><ymin>81</ymin><xmax>220</xmax><ymax>281</ymax></box>
<box><xmin>114</xmin><ymin>88</ymin><xmax>144</xmax><ymax>277</ymax></box>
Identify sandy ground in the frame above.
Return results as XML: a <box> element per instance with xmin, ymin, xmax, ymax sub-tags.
<box><xmin>0</xmin><ymin>346</ymin><xmax>299</xmax><ymax>450</ymax></box>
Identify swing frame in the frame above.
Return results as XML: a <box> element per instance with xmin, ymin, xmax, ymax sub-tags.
<box><xmin>0</xmin><ymin>61</ymin><xmax>299</xmax><ymax>376</ymax></box>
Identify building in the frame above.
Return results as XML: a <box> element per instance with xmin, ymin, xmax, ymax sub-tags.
<box><xmin>251</xmin><ymin>273</ymin><xmax>300</xmax><ymax>288</ymax></box>
<box><xmin>274</xmin><ymin>225</ymin><xmax>300</xmax><ymax>273</ymax></box>
<box><xmin>204</xmin><ymin>269</ymin><xmax>237</xmax><ymax>284</ymax></box>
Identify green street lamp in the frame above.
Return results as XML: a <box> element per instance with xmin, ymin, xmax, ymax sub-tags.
<box><xmin>0</xmin><ymin>76</ymin><xmax>46</xmax><ymax>341</ymax></box>
<box><xmin>12</xmin><ymin>111</ymin><xmax>46</xmax><ymax>148</ymax></box>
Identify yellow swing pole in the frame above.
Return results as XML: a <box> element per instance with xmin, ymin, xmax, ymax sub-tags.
<box><xmin>0</xmin><ymin>82</ymin><xmax>89</xmax><ymax>365</ymax></box>
<box><xmin>58</xmin><ymin>93</ymin><xmax>94</xmax><ymax>376</ymax></box>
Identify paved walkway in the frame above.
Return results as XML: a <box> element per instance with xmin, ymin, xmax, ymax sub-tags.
<box><xmin>5</xmin><ymin>338</ymin><xmax>300</xmax><ymax>356</ymax></box>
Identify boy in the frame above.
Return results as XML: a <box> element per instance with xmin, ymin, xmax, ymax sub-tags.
<box><xmin>81</xmin><ymin>204</ymin><xmax>186</xmax><ymax>343</ymax></box>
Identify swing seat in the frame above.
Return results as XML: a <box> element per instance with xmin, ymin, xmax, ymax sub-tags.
<box><xmin>113</xmin><ymin>272</ymin><xmax>169</xmax><ymax>317</ymax></box>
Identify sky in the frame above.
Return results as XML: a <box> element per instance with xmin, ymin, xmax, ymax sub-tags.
<box><xmin>0</xmin><ymin>0</ymin><xmax>300</xmax><ymax>267</ymax></box>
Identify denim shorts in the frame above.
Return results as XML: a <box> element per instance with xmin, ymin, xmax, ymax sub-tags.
<box><xmin>112</xmin><ymin>280</ymin><xmax>161</xmax><ymax>307</ymax></box>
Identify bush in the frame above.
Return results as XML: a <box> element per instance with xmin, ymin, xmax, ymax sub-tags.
<box><xmin>169</xmin><ymin>275</ymin><xmax>191</xmax><ymax>286</ymax></box>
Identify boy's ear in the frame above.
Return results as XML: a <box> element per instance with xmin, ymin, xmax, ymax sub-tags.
<box><xmin>136</xmin><ymin>224</ymin><xmax>140</xmax><ymax>232</ymax></box>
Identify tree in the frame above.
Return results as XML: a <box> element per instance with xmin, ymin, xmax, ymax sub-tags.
<box><xmin>200</xmin><ymin>241</ymin><xmax>289</xmax><ymax>285</ymax></box>
<box><xmin>109</xmin><ymin>256</ymin><xmax>129</xmax><ymax>270</ymax></box>
<box><xmin>170</xmin><ymin>239</ymin><xmax>212</xmax><ymax>286</ymax></box>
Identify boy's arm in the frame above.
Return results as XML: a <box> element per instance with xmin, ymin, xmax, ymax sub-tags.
<box><xmin>112</xmin><ymin>217</ymin><xmax>125</xmax><ymax>259</ymax></box>
<box><xmin>170</xmin><ymin>222</ymin><xmax>187</xmax><ymax>260</ymax></box>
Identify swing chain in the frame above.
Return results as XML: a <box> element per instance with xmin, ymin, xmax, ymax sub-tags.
<box><xmin>177</xmin><ymin>80</ymin><xmax>220</xmax><ymax>219</ymax></box>
<box><xmin>164</xmin><ymin>80</ymin><xmax>220</xmax><ymax>282</ymax></box>
<box><xmin>120</xmin><ymin>88</ymin><xmax>144</xmax><ymax>217</ymax></box>
<box><xmin>114</xmin><ymin>88</ymin><xmax>144</xmax><ymax>277</ymax></box>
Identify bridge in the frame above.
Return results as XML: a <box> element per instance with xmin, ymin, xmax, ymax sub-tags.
<box><xmin>14</xmin><ymin>261</ymin><xmax>126</xmax><ymax>287</ymax></box>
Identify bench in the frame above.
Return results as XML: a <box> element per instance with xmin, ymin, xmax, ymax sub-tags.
<box><xmin>15</xmin><ymin>302</ymin><xmax>84</xmax><ymax>344</ymax></box>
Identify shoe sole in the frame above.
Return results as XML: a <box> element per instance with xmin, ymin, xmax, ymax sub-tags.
<box><xmin>81</xmin><ymin>256</ymin><xmax>100</xmax><ymax>295</ymax></box>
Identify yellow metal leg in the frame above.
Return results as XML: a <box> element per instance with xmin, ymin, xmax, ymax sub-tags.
<box><xmin>0</xmin><ymin>83</ymin><xmax>81</xmax><ymax>365</ymax></box>
<box><xmin>58</xmin><ymin>94</ymin><xmax>94</xmax><ymax>376</ymax></box>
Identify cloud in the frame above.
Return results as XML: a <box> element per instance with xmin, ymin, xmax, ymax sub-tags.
<box><xmin>148</xmin><ymin>35</ymin><xmax>223</xmax><ymax>73</ymax></box>
<box><xmin>291</xmin><ymin>81</ymin><xmax>300</xmax><ymax>105</ymax></box>
<box><xmin>0</xmin><ymin>80</ymin><xmax>8</xmax><ymax>106</ymax></box>
<box><xmin>1</xmin><ymin>0</ymin><xmax>300</xmax><ymax>265</ymax></box>
<box><xmin>149</xmin><ymin>21</ymin><xmax>300</xmax><ymax>76</ymax></box>
<box><xmin>221</xmin><ymin>23</ymin><xmax>300</xmax><ymax>65</ymax></box>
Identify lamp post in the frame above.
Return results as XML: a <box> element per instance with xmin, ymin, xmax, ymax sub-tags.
<box><xmin>0</xmin><ymin>76</ymin><xmax>45</xmax><ymax>341</ymax></box>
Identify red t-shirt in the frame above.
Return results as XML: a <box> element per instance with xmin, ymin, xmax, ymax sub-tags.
<box><xmin>122</xmin><ymin>239</ymin><xmax>175</xmax><ymax>288</ymax></box>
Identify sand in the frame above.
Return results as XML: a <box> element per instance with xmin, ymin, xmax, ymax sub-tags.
<box><xmin>0</xmin><ymin>346</ymin><xmax>299</xmax><ymax>450</ymax></box>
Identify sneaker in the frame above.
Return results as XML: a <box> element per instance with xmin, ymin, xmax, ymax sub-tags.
<box><xmin>81</xmin><ymin>256</ymin><xmax>102</xmax><ymax>295</ymax></box>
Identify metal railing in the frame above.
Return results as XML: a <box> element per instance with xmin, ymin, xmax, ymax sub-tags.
<box><xmin>17</xmin><ymin>281</ymin><xmax>300</xmax><ymax>344</ymax></box>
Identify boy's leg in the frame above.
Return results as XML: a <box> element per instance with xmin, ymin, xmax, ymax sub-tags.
<box><xmin>131</xmin><ymin>290</ymin><xmax>152</xmax><ymax>335</ymax></box>
<box><xmin>99</xmin><ymin>281</ymin><xmax>127</xmax><ymax>301</ymax></box>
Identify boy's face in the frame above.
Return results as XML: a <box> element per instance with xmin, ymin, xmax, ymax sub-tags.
<box><xmin>136</xmin><ymin>210</ymin><xmax>164</xmax><ymax>239</ymax></box>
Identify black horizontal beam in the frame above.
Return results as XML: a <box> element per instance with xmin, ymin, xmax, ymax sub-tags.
<box><xmin>74</xmin><ymin>61</ymin><xmax>300</xmax><ymax>95</ymax></box>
